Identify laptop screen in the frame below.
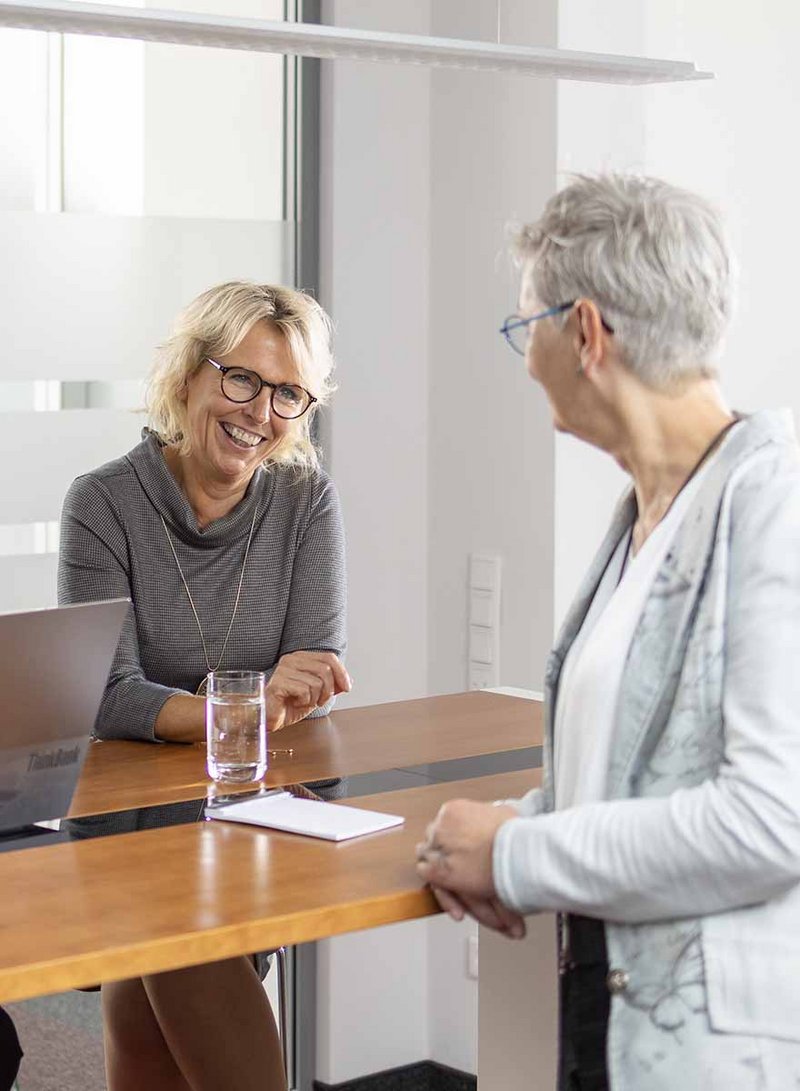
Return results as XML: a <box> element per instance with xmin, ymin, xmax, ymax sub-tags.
<box><xmin>0</xmin><ymin>598</ymin><xmax>129</xmax><ymax>832</ymax></box>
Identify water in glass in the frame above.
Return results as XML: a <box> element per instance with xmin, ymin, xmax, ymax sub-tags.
<box><xmin>206</xmin><ymin>693</ymin><xmax>267</xmax><ymax>783</ymax></box>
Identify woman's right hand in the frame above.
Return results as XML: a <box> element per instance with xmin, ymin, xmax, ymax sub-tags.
<box><xmin>266</xmin><ymin>650</ymin><xmax>351</xmax><ymax>732</ymax></box>
<box><xmin>429</xmin><ymin>885</ymin><xmax>526</xmax><ymax>939</ymax></box>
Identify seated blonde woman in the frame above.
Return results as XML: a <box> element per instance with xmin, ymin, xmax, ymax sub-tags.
<box><xmin>59</xmin><ymin>282</ymin><xmax>350</xmax><ymax>1091</ymax></box>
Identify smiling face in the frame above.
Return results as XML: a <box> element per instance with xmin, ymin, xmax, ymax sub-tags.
<box><xmin>180</xmin><ymin>319</ymin><xmax>299</xmax><ymax>490</ymax></box>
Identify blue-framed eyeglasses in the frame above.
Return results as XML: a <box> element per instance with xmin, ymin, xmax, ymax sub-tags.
<box><xmin>499</xmin><ymin>301</ymin><xmax>614</xmax><ymax>355</ymax></box>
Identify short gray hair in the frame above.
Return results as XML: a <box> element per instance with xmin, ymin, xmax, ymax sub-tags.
<box><xmin>516</xmin><ymin>174</ymin><xmax>736</xmax><ymax>388</ymax></box>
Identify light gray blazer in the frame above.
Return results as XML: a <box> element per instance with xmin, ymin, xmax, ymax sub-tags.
<box><xmin>493</xmin><ymin>409</ymin><xmax>800</xmax><ymax>1089</ymax></box>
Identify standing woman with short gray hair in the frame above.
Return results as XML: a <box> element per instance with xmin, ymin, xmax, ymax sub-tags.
<box><xmin>417</xmin><ymin>175</ymin><xmax>800</xmax><ymax>1089</ymax></box>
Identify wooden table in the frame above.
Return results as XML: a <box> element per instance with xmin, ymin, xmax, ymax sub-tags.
<box><xmin>70</xmin><ymin>691</ymin><xmax>542</xmax><ymax>818</ymax></box>
<box><xmin>0</xmin><ymin>768</ymin><xmax>541</xmax><ymax>1003</ymax></box>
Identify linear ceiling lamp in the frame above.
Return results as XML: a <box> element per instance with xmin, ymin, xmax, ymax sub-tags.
<box><xmin>0</xmin><ymin>0</ymin><xmax>712</xmax><ymax>84</ymax></box>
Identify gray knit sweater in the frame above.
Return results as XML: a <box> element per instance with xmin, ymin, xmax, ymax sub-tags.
<box><xmin>58</xmin><ymin>431</ymin><xmax>347</xmax><ymax>743</ymax></box>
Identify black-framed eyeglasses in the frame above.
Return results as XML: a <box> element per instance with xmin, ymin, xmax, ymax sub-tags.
<box><xmin>206</xmin><ymin>358</ymin><xmax>317</xmax><ymax>420</ymax></box>
<box><xmin>499</xmin><ymin>301</ymin><xmax>615</xmax><ymax>356</ymax></box>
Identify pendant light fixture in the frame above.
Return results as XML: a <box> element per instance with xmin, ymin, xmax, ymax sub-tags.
<box><xmin>0</xmin><ymin>0</ymin><xmax>712</xmax><ymax>85</ymax></box>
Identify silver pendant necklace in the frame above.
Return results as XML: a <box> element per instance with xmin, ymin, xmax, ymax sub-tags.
<box><xmin>160</xmin><ymin>506</ymin><xmax>259</xmax><ymax>696</ymax></box>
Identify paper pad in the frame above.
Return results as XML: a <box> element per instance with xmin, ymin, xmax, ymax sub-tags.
<box><xmin>205</xmin><ymin>791</ymin><xmax>404</xmax><ymax>842</ymax></box>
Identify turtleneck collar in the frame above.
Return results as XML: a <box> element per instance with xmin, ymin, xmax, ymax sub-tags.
<box><xmin>126</xmin><ymin>430</ymin><xmax>274</xmax><ymax>548</ymax></box>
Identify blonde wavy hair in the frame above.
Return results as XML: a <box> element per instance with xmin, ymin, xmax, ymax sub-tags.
<box><xmin>146</xmin><ymin>282</ymin><xmax>336</xmax><ymax>472</ymax></box>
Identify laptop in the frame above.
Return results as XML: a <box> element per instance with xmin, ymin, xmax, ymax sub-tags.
<box><xmin>0</xmin><ymin>598</ymin><xmax>129</xmax><ymax>852</ymax></box>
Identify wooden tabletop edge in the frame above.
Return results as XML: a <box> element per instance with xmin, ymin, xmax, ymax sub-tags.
<box><xmin>0</xmin><ymin>888</ymin><xmax>439</xmax><ymax>1003</ymax></box>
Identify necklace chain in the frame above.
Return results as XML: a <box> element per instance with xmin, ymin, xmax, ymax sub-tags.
<box><xmin>632</xmin><ymin>415</ymin><xmax>739</xmax><ymax>555</ymax></box>
<box><xmin>160</xmin><ymin>506</ymin><xmax>259</xmax><ymax>693</ymax></box>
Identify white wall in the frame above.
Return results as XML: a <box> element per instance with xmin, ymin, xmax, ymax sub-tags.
<box><xmin>643</xmin><ymin>0</ymin><xmax>800</xmax><ymax>423</ymax></box>
<box><xmin>426</xmin><ymin>3</ymin><xmax>557</xmax><ymax>1075</ymax></box>
<box><xmin>428</xmin><ymin>0</ymin><xmax>557</xmax><ymax>698</ymax></box>
<box><xmin>317</xmin><ymin>2</ymin><xmax>433</xmax><ymax>1082</ymax></box>
<box><xmin>426</xmin><ymin>916</ymin><xmax>478</xmax><ymax>1074</ymax></box>
<box><xmin>316</xmin><ymin>920</ymin><xmax>430</xmax><ymax>1082</ymax></box>
<box><xmin>321</xmin><ymin>2</ymin><xmax>558</xmax><ymax>704</ymax></box>
<box><xmin>320</xmin><ymin>0</ymin><xmax>432</xmax><ymax>713</ymax></box>
<box><xmin>318</xmin><ymin>1</ymin><xmax>559</xmax><ymax>1082</ymax></box>
<box><xmin>478</xmin><ymin>917</ymin><xmax>558</xmax><ymax>1091</ymax></box>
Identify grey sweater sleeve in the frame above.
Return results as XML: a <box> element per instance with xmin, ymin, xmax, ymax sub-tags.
<box><xmin>58</xmin><ymin>475</ymin><xmax>184</xmax><ymax>742</ymax></box>
<box><xmin>277</xmin><ymin>474</ymin><xmax>347</xmax><ymax>719</ymax></box>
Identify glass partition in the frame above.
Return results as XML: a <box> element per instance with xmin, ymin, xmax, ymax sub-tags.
<box><xmin>0</xmin><ymin>8</ymin><xmax>292</xmax><ymax>609</ymax></box>
<box><xmin>0</xmin><ymin>10</ymin><xmax>310</xmax><ymax>1086</ymax></box>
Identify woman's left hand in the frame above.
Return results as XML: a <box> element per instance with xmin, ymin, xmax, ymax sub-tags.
<box><xmin>266</xmin><ymin>650</ymin><xmax>351</xmax><ymax>732</ymax></box>
<box><xmin>415</xmin><ymin>799</ymin><xmax>518</xmax><ymax>902</ymax></box>
<box><xmin>429</xmin><ymin>884</ymin><xmax>526</xmax><ymax>939</ymax></box>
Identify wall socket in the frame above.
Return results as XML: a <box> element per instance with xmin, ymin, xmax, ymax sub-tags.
<box><xmin>466</xmin><ymin>934</ymin><xmax>479</xmax><ymax>980</ymax></box>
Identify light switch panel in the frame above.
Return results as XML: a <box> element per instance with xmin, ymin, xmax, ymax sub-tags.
<box><xmin>469</xmin><ymin>665</ymin><xmax>496</xmax><ymax>690</ymax></box>
<box><xmin>469</xmin><ymin>589</ymin><xmax>494</xmax><ymax>628</ymax></box>
<box><xmin>469</xmin><ymin>625</ymin><xmax>493</xmax><ymax>665</ymax></box>
<box><xmin>469</xmin><ymin>554</ymin><xmax>501</xmax><ymax>592</ymax></box>
<box><xmin>468</xmin><ymin>553</ymin><xmax>501</xmax><ymax>688</ymax></box>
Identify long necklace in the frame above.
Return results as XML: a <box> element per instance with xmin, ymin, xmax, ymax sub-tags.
<box><xmin>160</xmin><ymin>506</ymin><xmax>259</xmax><ymax>696</ymax></box>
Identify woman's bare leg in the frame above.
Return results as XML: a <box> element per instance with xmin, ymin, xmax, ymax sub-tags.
<box><xmin>142</xmin><ymin>955</ymin><xmax>286</xmax><ymax>1091</ymax></box>
<box><xmin>103</xmin><ymin>977</ymin><xmax>193</xmax><ymax>1091</ymax></box>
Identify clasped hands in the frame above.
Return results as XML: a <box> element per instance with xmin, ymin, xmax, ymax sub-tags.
<box><xmin>266</xmin><ymin>650</ymin><xmax>351</xmax><ymax>732</ymax></box>
<box><xmin>415</xmin><ymin>799</ymin><xmax>526</xmax><ymax>939</ymax></box>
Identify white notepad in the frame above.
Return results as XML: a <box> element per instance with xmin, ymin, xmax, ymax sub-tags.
<box><xmin>205</xmin><ymin>790</ymin><xmax>404</xmax><ymax>842</ymax></box>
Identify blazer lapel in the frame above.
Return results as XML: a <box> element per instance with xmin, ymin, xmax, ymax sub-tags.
<box><xmin>606</xmin><ymin>413</ymin><xmax>785</xmax><ymax>799</ymax></box>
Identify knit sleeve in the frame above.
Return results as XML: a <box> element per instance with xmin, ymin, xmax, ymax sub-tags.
<box><xmin>58</xmin><ymin>474</ymin><xmax>185</xmax><ymax>742</ymax></box>
<box><xmin>277</xmin><ymin>472</ymin><xmax>347</xmax><ymax>718</ymax></box>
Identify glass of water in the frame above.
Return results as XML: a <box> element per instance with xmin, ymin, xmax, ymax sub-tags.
<box><xmin>205</xmin><ymin>670</ymin><xmax>267</xmax><ymax>784</ymax></box>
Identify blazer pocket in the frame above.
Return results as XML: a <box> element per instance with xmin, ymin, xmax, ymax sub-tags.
<box><xmin>704</xmin><ymin>935</ymin><xmax>800</xmax><ymax>1042</ymax></box>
